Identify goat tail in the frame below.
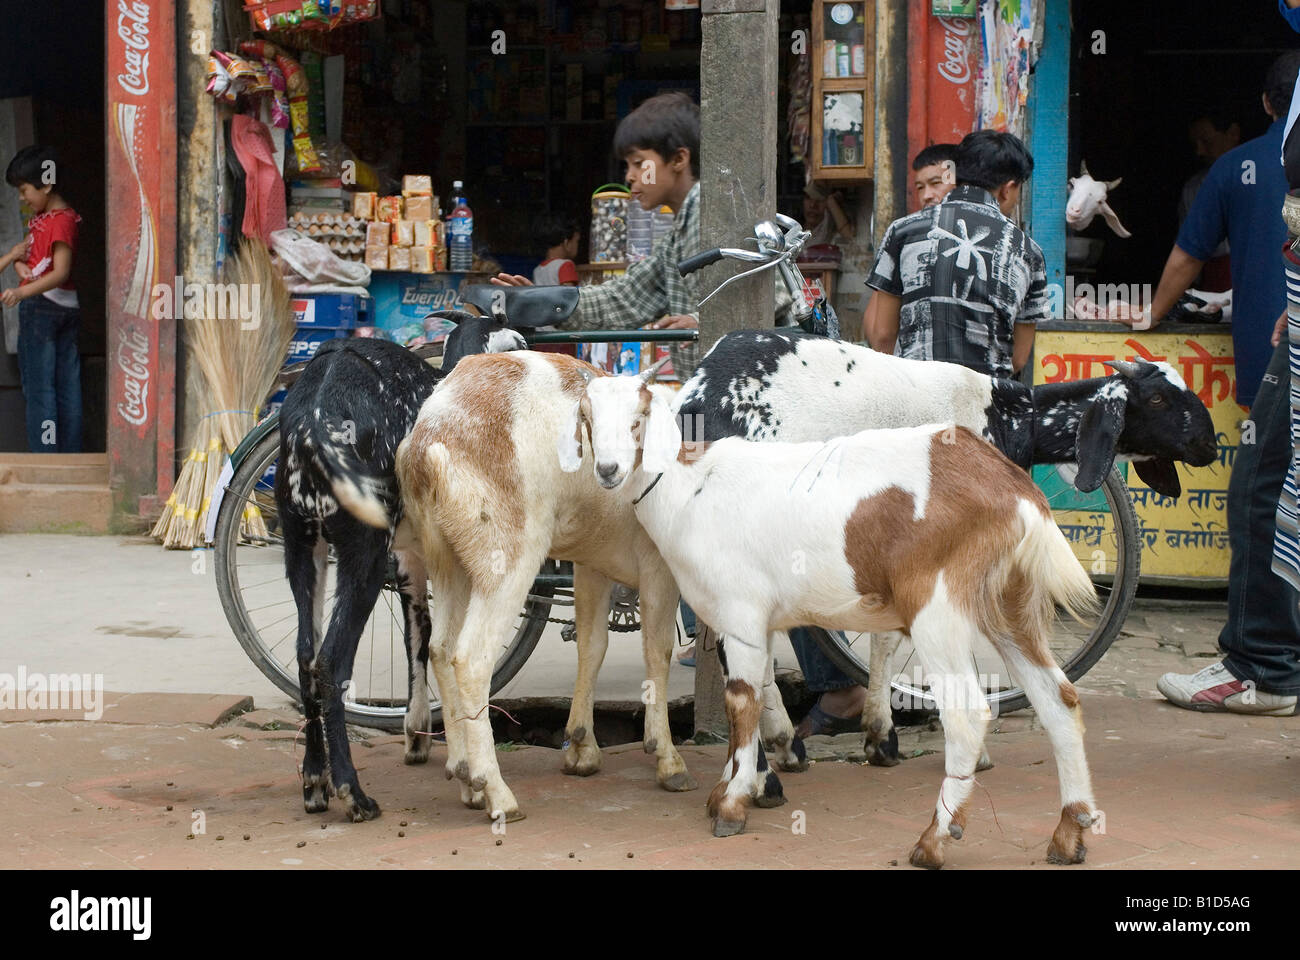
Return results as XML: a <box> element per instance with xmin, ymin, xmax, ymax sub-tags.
<box><xmin>311</xmin><ymin>427</ymin><xmax>394</xmax><ymax>530</ymax></box>
<box><xmin>1012</xmin><ymin>499</ymin><xmax>1100</xmax><ymax>632</ymax></box>
<box><xmin>392</xmin><ymin>435</ymin><xmax>450</xmax><ymax>527</ymax></box>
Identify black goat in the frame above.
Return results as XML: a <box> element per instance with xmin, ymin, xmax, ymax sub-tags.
<box><xmin>276</xmin><ymin>313</ymin><xmax>523</xmax><ymax>821</ymax></box>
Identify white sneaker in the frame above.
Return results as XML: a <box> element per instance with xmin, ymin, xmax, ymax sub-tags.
<box><xmin>1157</xmin><ymin>661</ymin><xmax>1297</xmax><ymax>716</ymax></box>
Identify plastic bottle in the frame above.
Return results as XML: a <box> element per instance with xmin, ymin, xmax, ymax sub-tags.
<box><xmin>448</xmin><ymin>181</ymin><xmax>473</xmax><ymax>272</ymax></box>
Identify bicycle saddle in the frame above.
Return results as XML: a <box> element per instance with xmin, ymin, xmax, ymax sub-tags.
<box><xmin>458</xmin><ymin>284</ymin><xmax>580</xmax><ymax>328</ymax></box>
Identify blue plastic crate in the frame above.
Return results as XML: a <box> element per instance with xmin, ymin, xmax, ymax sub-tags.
<box><xmin>289</xmin><ymin>293</ymin><xmax>369</xmax><ymax>329</ymax></box>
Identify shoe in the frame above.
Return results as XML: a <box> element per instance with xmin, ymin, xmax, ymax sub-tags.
<box><xmin>1156</xmin><ymin>661</ymin><xmax>1297</xmax><ymax>716</ymax></box>
<box><xmin>676</xmin><ymin>643</ymin><xmax>695</xmax><ymax>668</ymax></box>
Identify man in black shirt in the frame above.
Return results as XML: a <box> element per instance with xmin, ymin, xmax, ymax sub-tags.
<box><xmin>865</xmin><ymin>130</ymin><xmax>1047</xmax><ymax>378</ymax></box>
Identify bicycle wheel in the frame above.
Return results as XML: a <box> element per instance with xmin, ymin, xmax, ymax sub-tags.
<box><xmin>212</xmin><ymin>427</ymin><xmax>554</xmax><ymax>731</ymax></box>
<box><xmin>809</xmin><ymin>465</ymin><xmax>1140</xmax><ymax>716</ymax></box>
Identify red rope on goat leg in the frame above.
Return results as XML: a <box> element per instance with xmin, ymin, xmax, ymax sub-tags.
<box><xmin>407</xmin><ymin>701</ymin><xmax>524</xmax><ymax>739</ymax></box>
<box><xmin>940</xmin><ymin>774</ymin><xmax>1003</xmax><ymax>836</ymax></box>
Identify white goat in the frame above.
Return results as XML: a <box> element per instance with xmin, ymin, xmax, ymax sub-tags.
<box><xmin>391</xmin><ymin>351</ymin><xmax>699</xmax><ymax>823</ymax></box>
<box><xmin>567</xmin><ymin>364</ymin><xmax>1101</xmax><ymax>868</ymax></box>
<box><xmin>1066</xmin><ymin>160</ymin><xmax>1131</xmax><ymax>237</ymax></box>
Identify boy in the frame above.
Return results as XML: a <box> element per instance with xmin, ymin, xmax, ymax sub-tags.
<box><xmin>531</xmin><ymin>215</ymin><xmax>581</xmax><ymax>286</ymax></box>
<box><xmin>493</xmin><ymin>92</ymin><xmax>705</xmax><ymax>380</ymax></box>
<box><xmin>1</xmin><ymin>145</ymin><xmax>83</xmax><ymax>453</ymax></box>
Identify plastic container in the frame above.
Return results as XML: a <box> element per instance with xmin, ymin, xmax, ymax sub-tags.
<box><xmin>447</xmin><ymin>180</ymin><xmax>474</xmax><ymax>272</ymax></box>
<box><xmin>626</xmin><ymin>199</ymin><xmax>654</xmax><ymax>262</ymax></box>
<box><xmin>590</xmin><ymin>183</ymin><xmax>630</xmax><ymax>263</ymax></box>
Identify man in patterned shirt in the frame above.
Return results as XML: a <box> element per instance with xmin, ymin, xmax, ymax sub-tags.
<box><xmin>865</xmin><ymin>130</ymin><xmax>1048</xmax><ymax>379</ymax></box>
<box><xmin>493</xmin><ymin>92</ymin><xmax>703</xmax><ymax>379</ymax></box>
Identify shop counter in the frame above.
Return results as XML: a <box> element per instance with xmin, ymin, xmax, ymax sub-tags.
<box><xmin>1034</xmin><ymin>320</ymin><xmax>1240</xmax><ymax>585</ymax></box>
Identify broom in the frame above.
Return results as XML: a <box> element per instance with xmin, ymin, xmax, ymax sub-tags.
<box><xmin>151</xmin><ymin>238</ymin><xmax>296</xmax><ymax>548</ymax></box>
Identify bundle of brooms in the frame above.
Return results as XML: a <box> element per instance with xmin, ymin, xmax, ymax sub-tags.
<box><xmin>151</xmin><ymin>238</ymin><xmax>295</xmax><ymax>549</ymax></box>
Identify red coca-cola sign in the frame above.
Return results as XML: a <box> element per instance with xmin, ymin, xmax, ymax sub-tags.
<box><xmin>106</xmin><ymin>0</ymin><xmax>176</xmax><ymax>518</ymax></box>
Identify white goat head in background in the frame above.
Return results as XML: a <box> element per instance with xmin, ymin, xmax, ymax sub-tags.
<box><xmin>1066</xmin><ymin>161</ymin><xmax>1132</xmax><ymax>238</ymax></box>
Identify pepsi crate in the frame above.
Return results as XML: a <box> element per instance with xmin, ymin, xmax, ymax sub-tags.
<box><xmin>289</xmin><ymin>293</ymin><xmax>369</xmax><ymax>329</ymax></box>
<box><xmin>285</xmin><ymin>326</ymin><xmax>351</xmax><ymax>365</ymax></box>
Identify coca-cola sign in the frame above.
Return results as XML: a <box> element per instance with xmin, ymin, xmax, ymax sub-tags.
<box><xmin>936</xmin><ymin>16</ymin><xmax>973</xmax><ymax>86</ymax></box>
<box><xmin>116</xmin><ymin>0</ymin><xmax>150</xmax><ymax>96</ymax></box>
<box><xmin>116</xmin><ymin>326</ymin><xmax>151</xmax><ymax>427</ymax></box>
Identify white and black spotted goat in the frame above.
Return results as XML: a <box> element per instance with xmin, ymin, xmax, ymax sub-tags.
<box><xmin>674</xmin><ymin>328</ymin><xmax>1218</xmax><ymax>766</ymax></box>
<box><xmin>276</xmin><ymin>312</ymin><xmax>525</xmax><ymax>821</ymax></box>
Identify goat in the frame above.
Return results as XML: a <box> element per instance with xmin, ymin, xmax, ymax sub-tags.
<box><xmin>275</xmin><ymin>313</ymin><xmax>524</xmax><ymax>821</ymax></box>
<box><xmin>388</xmin><ymin>351</ymin><xmax>700</xmax><ymax>823</ymax></box>
<box><xmin>568</xmin><ymin>363</ymin><xmax>1101</xmax><ymax>867</ymax></box>
<box><xmin>675</xmin><ymin>328</ymin><xmax>1217</xmax><ymax>766</ymax></box>
<box><xmin>1067</xmin><ymin>160</ymin><xmax>1131</xmax><ymax>237</ymax></box>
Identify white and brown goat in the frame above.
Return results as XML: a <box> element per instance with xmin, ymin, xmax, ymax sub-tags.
<box><xmin>388</xmin><ymin>351</ymin><xmax>702</xmax><ymax>822</ymax></box>
<box><xmin>567</xmin><ymin>364</ymin><xmax>1101</xmax><ymax>868</ymax></box>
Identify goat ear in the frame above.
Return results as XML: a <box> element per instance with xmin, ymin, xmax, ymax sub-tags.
<box><xmin>1134</xmin><ymin>457</ymin><xmax>1182</xmax><ymax>498</ymax></box>
<box><xmin>1074</xmin><ymin>390</ymin><xmax>1127</xmax><ymax>492</ymax></box>
<box><xmin>557</xmin><ymin>399</ymin><xmax>584</xmax><ymax>473</ymax></box>
<box><xmin>641</xmin><ymin>392</ymin><xmax>682</xmax><ymax>474</ymax></box>
<box><xmin>1098</xmin><ymin>199</ymin><xmax>1132</xmax><ymax>238</ymax></box>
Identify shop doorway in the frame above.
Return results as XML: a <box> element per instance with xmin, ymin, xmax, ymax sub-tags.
<box><xmin>1071</xmin><ymin>1</ymin><xmax>1297</xmax><ymax>289</ymax></box>
<box><xmin>0</xmin><ymin>0</ymin><xmax>107</xmax><ymax>455</ymax></box>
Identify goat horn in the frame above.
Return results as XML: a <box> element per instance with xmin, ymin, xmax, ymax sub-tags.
<box><xmin>1104</xmin><ymin>359</ymin><xmax>1141</xmax><ymax>378</ymax></box>
<box><xmin>639</xmin><ymin>356</ymin><xmax>671</xmax><ymax>384</ymax></box>
<box><xmin>1080</xmin><ymin>159</ymin><xmax>1090</xmax><ymax>177</ymax></box>
<box><xmin>579</xmin><ymin>368</ymin><xmax>594</xmax><ymax>385</ymax></box>
<box><xmin>1106</xmin><ymin>176</ymin><xmax>1122</xmax><ymax>191</ymax></box>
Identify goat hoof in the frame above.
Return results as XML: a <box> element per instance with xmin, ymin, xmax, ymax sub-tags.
<box><xmin>865</xmin><ymin>727</ymin><xmax>901</xmax><ymax>767</ymax></box>
<box><xmin>779</xmin><ymin>736</ymin><xmax>810</xmax><ymax>772</ymax></box>
<box><xmin>975</xmin><ymin>750</ymin><xmax>994</xmax><ymax>773</ymax></box>
<box><xmin>492</xmin><ymin>807</ymin><xmax>526</xmax><ymax>824</ymax></box>
<box><xmin>948</xmin><ymin>823</ymin><xmax>963</xmax><ymax>840</ymax></box>
<box><xmin>659</xmin><ymin>770</ymin><xmax>698</xmax><ymax>792</ymax></box>
<box><xmin>563</xmin><ymin>758</ymin><xmax>601</xmax><ymax>777</ymax></box>
<box><xmin>908</xmin><ymin>843</ymin><xmax>944</xmax><ymax>870</ymax></box>
<box><xmin>404</xmin><ymin>747</ymin><xmax>430</xmax><ymax>766</ymax></box>
<box><xmin>338</xmin><ymin>785</ymin><xmax>381</xmax><ymax>823</ymax></box>
<box><xmin>753</xmin><ymin>770</ymin><xmax>786</xmax><ymax>808</ymax></box>
<box><xmin>303</xmin><ymin>790</ymin><xmax>329</xmax><ymax>814</ymax></box>
<box><xmin>712</xmin><ymin>817</ymin><xmax>747</xmax><ymax>838</ymax></box>
<box><xmin>1046</xmin><ymin>840</ymin><xmax>1087</xmax><ymax>865</ymax></box>
<box><xmin>460</xmin><ymin>785</ymin><xmax>486</xmax><ymax>809</ymax></box>
<box><xmin>643</xmin><ymin>738</ymin><xmax>657</xmax><ymax>754</ymax></box>
<box><xmin>469</xmin><ymin>774</ymin><xmax>487</xmax><ymax>792</ymax></box>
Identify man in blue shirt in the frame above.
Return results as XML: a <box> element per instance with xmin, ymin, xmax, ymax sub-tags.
<box><xmin>1141</xmin><ymin>54</ymin><xmax>1299</xmax><ymax>408</ymax></box>
<box><xmin>1153</xmin><ymin>50</ymin><xmax>1300</xmax><ymax>717</ymax></box>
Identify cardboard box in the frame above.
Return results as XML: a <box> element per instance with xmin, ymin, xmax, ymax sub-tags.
<box><xmin>365</xmin><ymin>245</ymin><xmax>389</xmax><ymax>270</ymax></box>
<box><xmin>404</xmin><ymin>194</ymin><xmax>434</xmax><ymax>221</ymax></box>
<box><xmin>392</xmin><ymin>220</ymin><xmax>415</xmax><ymax>247</ymax></box>
<box><xmin>365</xmin><ymin>221</ymin><xmax>391</xmax><ymax>246</ymax></box>
<box><xmin>377</xmin><ymin>195</ymin><xmax>403</xmax><ymax>223</ymax></box>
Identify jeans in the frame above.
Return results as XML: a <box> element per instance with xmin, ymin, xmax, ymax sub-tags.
<box><xmin>1219</xmin><ymin>340</ymin><xmax>1300</xmax><ymax>694</ymax></box>
<box><xmin>17</xmin><ymin>295</ymin><xmax>82</xmax><ymax>453</ymax></box>
<box><xmin>789</xmin><ymin>627</ymin><xmax>857</xmax><ymax>693</ymax></box>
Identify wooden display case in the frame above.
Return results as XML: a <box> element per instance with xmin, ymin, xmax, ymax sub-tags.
<box><xmin>810</xmin><ymin>0</ymin><xmax>874</xmax><ymax>183</ymax></box>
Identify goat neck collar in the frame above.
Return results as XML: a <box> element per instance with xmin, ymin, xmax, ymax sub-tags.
<box><xmin>632</xmin><ymin>472</ymin><xmax>665</xmax><ymax>504</ymax></box>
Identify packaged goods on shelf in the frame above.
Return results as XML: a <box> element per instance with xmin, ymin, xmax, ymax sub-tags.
<box><xmin>388</xmin><ymin>246</ymin><xmax>411</xmax><ymax>270</ymax></box>
<box><xmin>404</xmin><ymin>194</ymin><xmax>434</xmax><ymax>221</ymax></box>
<box><xmin>410</xmin><ymin>245</ymin><xmax>434</xmax><ymax>272</ymax></box>
<box><xmin>352</xmin><ymin>191</ymin><xmax>377</xmax><ymax>219</ymax></box>
<box><xmin>377</xmin><ymin>195</ymin><xmax>403</xmax><ymax>222</ymax></box>
<box><xmin>365</xmin><ymin>245</ymin><xmax>389</xmax><ymax>269</ymax></box>
<box><xmin>412</xmin><ymin>219</ymin><xmax>437</xmax><ymax>247</ymax></box>
<box><xmin>365</xmin><ymin>221</ymin><xmax>391</xmax><ymax>246</ymax></box>
<box><xmin>392</xmin><ymin>220</ymin><xmax>415</xmax><ymax>247</ymax></box>
<box><xmin>402</xmin><ymin>174</ymin><xmax>433</xmax><ymax>196</ymax></box>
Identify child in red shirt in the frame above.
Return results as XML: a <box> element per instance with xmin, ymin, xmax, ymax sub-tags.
<box><xmin>531</xmin><ymin>214</ymin><xmax>581</xmax><ymax>287</ymax></box>
<box><xmin>1</xmin><ymin>145</ymin><xmax>82</xmax><ymax>452</ymax></box>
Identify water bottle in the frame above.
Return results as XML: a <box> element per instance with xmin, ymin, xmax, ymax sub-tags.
<box><xmin>448</xmin><ymin>180</ymin><xmax>473</xmax><ymax>272</ymax></box>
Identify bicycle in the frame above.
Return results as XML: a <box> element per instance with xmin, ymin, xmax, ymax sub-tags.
<box><xmin>211</xmin><ymin>216</ymin><xmax>1138</xmax><ymax>729</ymax></box>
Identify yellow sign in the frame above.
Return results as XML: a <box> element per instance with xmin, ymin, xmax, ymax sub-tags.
<box><xmin>1034</xmin><ymin>328</ymin><xmax>1241</xmax><ymax>581</ymax></box>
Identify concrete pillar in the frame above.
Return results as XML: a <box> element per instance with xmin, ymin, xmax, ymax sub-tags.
<box><xmin>694</xmin><ymin>0</ymin><xmax>779</xmax><ymax>739</ymax></box>
<box><xmin>872</xmin><ymin>0</ymin><xmax>909</xmax><ymax>249</ymax></box>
